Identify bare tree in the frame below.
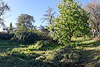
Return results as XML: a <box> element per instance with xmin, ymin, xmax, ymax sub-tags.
<box><xmin>0</xmin><ymin>0</ymin><xmax>10</xmax><ymax>26</ymax></box>
<box><xmin>84</xmin><ymin>0</ymin><xmax>100</xmax><ymax>37</ymax></box>
<box><xmin>41</xmin><ymin>7</ymin><xmax>56</xmax><ymax>26</ymax></box>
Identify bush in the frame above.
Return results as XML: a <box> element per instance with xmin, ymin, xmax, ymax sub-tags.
<box><xmin>0</xmin><ymin>32</ymin><xmax>14</xmax><ymax>40</ymax></box>
<box><xmin>33</xmin><ymin>30</ymin><xmax>54</xmax><ymax>42</ymax></box>
<box><xmin>11</xmin><ymin>31</ymin><xmax>39</xmax><ymax>44</ymax></box>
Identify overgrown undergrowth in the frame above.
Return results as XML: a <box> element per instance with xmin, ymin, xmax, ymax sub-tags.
<box><xmin>0</xmin><ymin>37</ymin><xmax>100</xmax><ymax>67</ymax></box>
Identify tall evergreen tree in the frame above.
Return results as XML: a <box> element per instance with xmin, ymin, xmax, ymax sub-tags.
<box><xmin>9</xmin><ymin>22</ymin><xmax>13</xmax><ymax>32</ymax></box>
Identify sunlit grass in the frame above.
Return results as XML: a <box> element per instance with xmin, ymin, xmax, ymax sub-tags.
<box><xmin>72</xmin><ymin>36</ymin><xmax>91</xmax><ymax>42</ymax></box>
<box><xmin>0</xmin><ymin>36</ymin><xmax>100</xmax><ymax>66</ymax></box>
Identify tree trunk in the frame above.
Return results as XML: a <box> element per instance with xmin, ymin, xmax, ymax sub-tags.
<box><xmin>98</xmin><ymin>32</ymin><xmax>100</xmax><ymax>38</ymax></box>
<box><xmin>92</xmin><ymin>29</ymin><xmax>95</xmax><ymax>38</ymax></box>
<box><xmin>93</xmin><ymin>32</ymin><xmax>95</xmax><ymax>38</ymax></box>
<box><xmin>97</xmin><ymin>26</ymin><xmax>100</xmax><ymax>38</ymax></box>
<box><xmin>69</xmin><ymin>35</ymin><xmax>72</xmax><ymax>42</ymax></box>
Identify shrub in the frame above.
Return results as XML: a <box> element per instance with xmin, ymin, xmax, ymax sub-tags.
<box><xmin>11</xmin><ymin>31</ymin><xmax>39</xmax><ymax>44</ymax></box>
<box><xmin>33</xmin><ymin>30</ymin><xmax>54</xmax><ymax>42</ymax></box>
<box><xmin>0</xmin><ymin>32</ymin><xmax>14</xmax><ymax>40</ymax></box>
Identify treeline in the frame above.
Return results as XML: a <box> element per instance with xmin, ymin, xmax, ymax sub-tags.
<box><xmin>0</xmin><ymin>0</ymin><xmax>99</xmax><ymax>45</ymax></box>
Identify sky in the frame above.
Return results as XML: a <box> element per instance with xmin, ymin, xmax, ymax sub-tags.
<box><xmin>2</xmin><ymin>0</ymin><xmax>92</xmax><ymax>27</ymax></box>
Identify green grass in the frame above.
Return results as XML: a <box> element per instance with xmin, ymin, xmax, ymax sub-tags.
<box><xmin>0</xmin><ymin>37</ymin><xmax>100</xmax><ymax>67</ymax></box>
<box><xmin>0</xmin><ymin>40</ymin><xmax>65</xmax><ymax>67</ymax></box>
<box><xmin>72</xmin><ymin>37</ymin><xmax>100</xmax><ymax>67</ymax></box>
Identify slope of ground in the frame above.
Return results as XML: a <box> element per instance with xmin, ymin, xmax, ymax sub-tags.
<box><xmin>0</xmin><ymin>37</ymin><xmax>100</xmax><ymax>67</ymax></box>
<box><xmin>74</xmin><ymin>37</ymin><xmax>100</xmax><ymax>67</ymax></box>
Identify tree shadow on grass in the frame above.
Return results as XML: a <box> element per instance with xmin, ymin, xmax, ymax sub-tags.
<box><xmin>81</xmin><ymin>41</ymin><xmax>100</xmax><ymax>47</ymax></box>
<box><xmin>69</xmin><ymin>40</ymin><xmax>100</xmax><ymax>67</ymax></box>
<box><xmin>0</xmin><ymin>40</ymin><xmax>20</xmax><ymax>53</ymax></box>
<box><xmin>71</xmin><ymin>40</ymin><xmax>100</xmax><ymax>48</ymax></box>
<box><xmin>0</xmin><ymin>52</ymin><xmax>57</xmax><ymax>67</ymax></box>
<box><xmin>79</xmin><ymin>49</ymin><xmax>100</xmax><ymax>67</ymax></box>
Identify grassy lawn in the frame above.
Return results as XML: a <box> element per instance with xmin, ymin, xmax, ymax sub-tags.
<box><xmin>0</xmin><ymin>37</ymin><xmax>100</xmax><ymax>67</ymax></box>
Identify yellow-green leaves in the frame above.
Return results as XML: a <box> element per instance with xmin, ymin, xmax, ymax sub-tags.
<box><xmin>49</xmin><ymin>0</ymin><xmax>90</xmax><ymax>45</ymax></box>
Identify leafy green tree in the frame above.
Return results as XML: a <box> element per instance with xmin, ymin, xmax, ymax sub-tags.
<box><xmin>41</xmin><ymin>7</ymin><xmax>56</xmax><ymax>26</ymax></box>
<box><xmin>49</xmin><ymin>0</ymin><xmax>90</xmax><ymax>44</ymax></box>
<box><xmin>16</xmin><ymin>14</ymin><xmax>35</xmax><ymax>31</ymax></box>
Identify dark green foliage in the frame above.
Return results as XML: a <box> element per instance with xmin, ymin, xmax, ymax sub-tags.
<box><xmin>11</xmin><ymin>31</ymin><xmax>39</xmax><ymax>44</ymax></box>
<box><xmin>34</xmin><ymin>30</ymin><xmax>53</xmax><ymax>42</ymax></box>
<box><xmin>9</xmin><ymin>22</ymin><xmax>13</xmax><ymax>33</ymax></box>
<box><xmin>39</xmin><ymin>34</ymin><xmax>53</xmax><ymax>41</ymax></box>
<box><xmin>16</xmin><ymin>14</ymin><xmax>35</xmax><ymax>31</ymax></box>
<box><xmin>0</xmin><ymin>33</ymin><xmax>14</xmax><ymax>40</ymax></box>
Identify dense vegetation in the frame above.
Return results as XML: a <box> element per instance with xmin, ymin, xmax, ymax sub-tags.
<box><xmin>0</xmin><ymin>0</ymin><xmax>100</xmax><ymax>67</ymax></box>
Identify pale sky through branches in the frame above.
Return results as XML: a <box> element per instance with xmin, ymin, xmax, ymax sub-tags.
<box><xmin>3</xmin><ymin>0</ymin><xmax>92</xmax><ymax>27</ymax></box>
